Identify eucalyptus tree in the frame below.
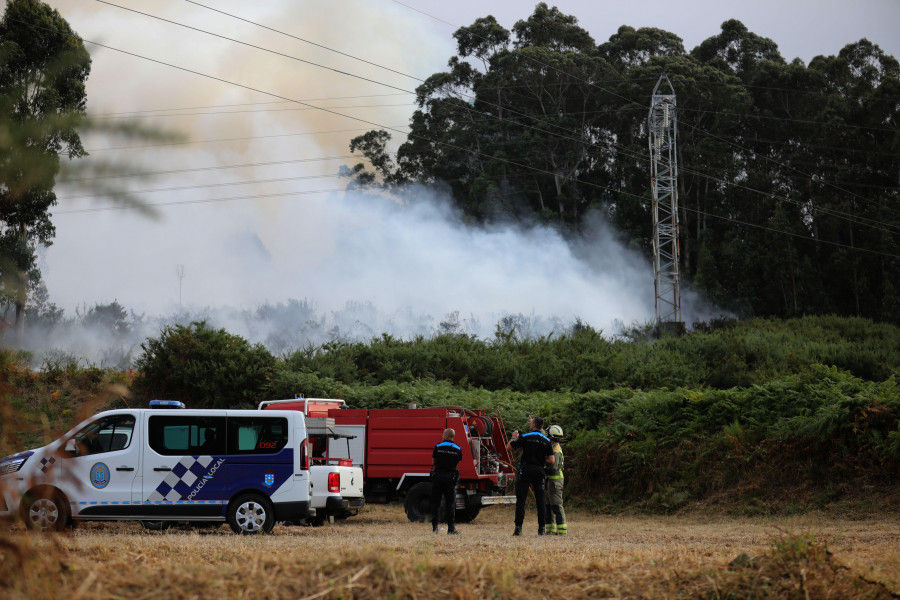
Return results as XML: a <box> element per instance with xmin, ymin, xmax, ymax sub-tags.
<box><xmin>348</xmin><ymin>3</ymin><xmax>616</xmax><ymax>225</ymax></box>
<box><xmin>345</xmin><ymin>8</ymin><xmax>900</xmax><ymax>323</ymax></box>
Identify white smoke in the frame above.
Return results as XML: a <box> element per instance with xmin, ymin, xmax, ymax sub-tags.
<box><xmin>32</xmin><ymin>183</ymin><xmax>713</xmax><ymax>366</ymax></box>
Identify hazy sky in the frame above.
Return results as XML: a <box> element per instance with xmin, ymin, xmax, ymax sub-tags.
<box><xmin>38</xmin><ymin>0</ymin><xmax>900</xmax><ymax>336</ymax></box>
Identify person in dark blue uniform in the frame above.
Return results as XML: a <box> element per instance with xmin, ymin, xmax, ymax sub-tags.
<box><xmin>431</xmin><ymin>428</ymin><xmax>463</xmax><ymax>534</ymax></box>
<box><xmin>507</xmin><ymin>416</ymin><xmax>554</xmax><ymax>536</ymax></box>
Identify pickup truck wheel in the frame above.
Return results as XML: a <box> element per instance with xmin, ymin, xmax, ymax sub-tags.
<box><xmin>21</xmin><ymin>489</ymin><xmax>69</xmax><ymax>532</ymax></box>
<box><xmin>227</xmin><ymin>493</ymin><xmax>274</xmax><ymax>534</ymax></box>
<box><xmin>404</xmin><ymin>481</ymin><xmax>433</xmax><ymax>522</ymax></box>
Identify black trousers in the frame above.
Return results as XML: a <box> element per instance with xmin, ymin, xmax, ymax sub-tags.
<box><xmin>431</xmin><ymin>472</ymin><xmax>456</xmax><ymax>529</ymax></box>
<box><xmin>514</xmin><ymin>465</ymin><xmax>546</xmax><ymax>529</ymax></box>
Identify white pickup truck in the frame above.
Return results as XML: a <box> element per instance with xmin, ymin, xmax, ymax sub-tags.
<box><xmin>303</xmin><ymin>416</ymin><xmax>364</xmax><ymax>525</ymax></box>
<box><xmin>259</xmin><ymin>400</ymin><xmax>364</xmax><ymax>525</ymax></box>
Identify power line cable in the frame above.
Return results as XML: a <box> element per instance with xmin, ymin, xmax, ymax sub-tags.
<box><xmin>83</xmin><ymin>126</ymin><xmax>407</xmax><ymax>152</ymax></box>
<box><xmin>87</xmin><ymin>93</ymin><xmax>412</xmax><ymax>118</ymax></box>
<box><xmin>89</xmin><ymin>101</ymin><xmax>417</xmax><ymax>119</ymax></box>
<box><xmin>95</xmin><ymin>0</ymin><xmax>416</xmax><ymax>95</ymax></box>
<box><xmin>18</xmin><ymin>15</ymin><xmax>900</xmax><ymax>257</ymax></box>
<box><xmin>676</xmin><ymin>117</ymin><xmax>897</xmax><ymax>214</ymax></box>
<box><xmin>67</xmin><ymin>37</ymin><xmax>614</xmax><ymax>209</ymax></box>
<box><xmin>56</xmin><ymin>187</ymin><xmax>348</xmax><ymax>214</ymax></box>
<box><xmin>679</xmin><ymin>166</ymin><xmax>900</xmax><ymax>235</ymax></box>
<box><xmin>64</xmin><ymin>172</ymin><xmax>341</xmax><ymax>200</ymax></box>
<box><xmin>176</xmin><ymin>0</ymin><xmax>899</xmax><ymax>208</ymax></box>
<box><xmin>679</xmin><ymin>204</ymin><xmax>900</xmax><ymax>259</ymax></box>
<box><xmin>669</xmin><ymin>75</ymin><xmax>893</xmax><ymax>104</ymax></box>
<box><xmin>183</xmin><ymin>0</ymin><xmax>426</xmax><ymax>84</ymax></box>
<box><xmin>59</xmin><ymin>155</ymin><xmax>355</xmax><ymax>183</ymax></box>
<box><xmin>54</xmin><ymin>177</ymin><xmax>900</xmax><ymax>261</ymax></box>
<box><xmin>676</xmin><ymin>104</ymin><xmax>900</xmax><ymax>134</ymax></box>
<box><xmin>103</xmin><ymin>1</ymin><xmax>612</xmax><ymax>161</ymax></box>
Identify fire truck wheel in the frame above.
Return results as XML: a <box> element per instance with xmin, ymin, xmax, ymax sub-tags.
<box><xmin>455</xmin><ymin>505</ymin><xmax>481</xmax><ymax>523</ymax></box>
<box><xmin>21</xmin><ymin>488</ymin><xmax>69</xmax><ymax>532</ymax></box>
<box><xmin>227</xmin><ymin>493</ymin><xmax>275</xmax><ymax>534</ymax></box>
<box><xmin>404</xmin><ymin>482</ymin><xmax>434</xmax><ymax>522</ymax></box>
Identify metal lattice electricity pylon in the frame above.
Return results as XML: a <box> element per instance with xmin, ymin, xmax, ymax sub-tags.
<box><xmin>648</xmin><ymin>74</ymin><xmax>682</xmax><ymax>325</ymax></box>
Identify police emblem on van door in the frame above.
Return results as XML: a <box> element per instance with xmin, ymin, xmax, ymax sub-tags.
<box><xmin>90</xmin><ymin>462</ymin><xmax>111</xmax><ymax>489</ymax></box>
<box><xmin>264</xmin><ymin>468</ymin><xmax>274</xmax><ymax>487</ymax></box>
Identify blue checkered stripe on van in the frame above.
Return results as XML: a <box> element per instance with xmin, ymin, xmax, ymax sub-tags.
<box><xmin>145</xmin><ymin>455</ymin><xmax>222</xmax><ymax>504</ymax></box>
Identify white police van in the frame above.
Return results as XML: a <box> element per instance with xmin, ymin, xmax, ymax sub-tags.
<box><xmin>0</xmin><ymin>401</ymin><xmax>312</xmax><ymax>533</ymax></box>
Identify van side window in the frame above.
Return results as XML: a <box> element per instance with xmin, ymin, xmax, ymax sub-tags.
<box><xmin>71</xmin><ymin>414</ymin><xmax>136</xmax><ymax>456</ymax></box>
<box><xmin>148</xmin><ymin>416</ymin><xmax>226</xmax><ymax>456</ymax></box>
<box><xmin>227</xmin><ymin>417</ymin><xmax>288</xmax><ymax>454</ymax></box>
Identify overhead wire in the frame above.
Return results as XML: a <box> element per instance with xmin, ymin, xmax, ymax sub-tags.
<box><xmin>21</xmin><ymin>9</ymin><xmax>899</xmax><ymax>257</ymax></box>
<box><xmin>88</xmin><ymin>101</ymin><xmax>418</xmax><ymax>120</ymax></box>
<box><xmin>102</xmin><ymin>1</ymin><xmax>897</xmax><ymax>205</ymax></box>
<box><xmin>82</xmin><ymin>126</ymin><xmax>408</xmax><ymax>152</ymax></box>
<box><xmin>94</xmin><ymin>0</ymin><xmax>416</xmax><ymax>96</ymax></box>
<box><xmin>87</xmin><ymin>93</ymin><xmax>413</xmax><ymax>118</ymax></box>
<box><xmin>56</xmin><ymin>187</ymin><xmax>349</xmax><ymax>214</ymax></box>
<box><xmin>100</xmin><ymin>0</ymin><xmax>622</xmax><ymax>166</ymax></box>
<box><xmin>183</xmin><ymin>0</ymin><xmax>425</xmax><ymax>84</ymax></box>
<box><xmin>64</xmin><ymin>172</ymin><xmax>342</xmax><ymax>200</ymax></box>
<box><xmin>82</xmin><ymin>27</ymin><xmax>900</xmax><ymax>249</ymax></box>
<box><xmin>59</xmin><ymin>155</ymin><xmax>356</xmax><ymax>183</ymax></box>
<box><xmin>62</xmin><ymin>38</ymin><xmax>617</xmax><ymax>209</ymax></box>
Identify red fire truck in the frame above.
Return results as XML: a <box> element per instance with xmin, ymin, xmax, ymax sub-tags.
<box><xmin>260</xmin><ymin>398</ymin><xmax>517</xmax><ymax>522</ymax></box>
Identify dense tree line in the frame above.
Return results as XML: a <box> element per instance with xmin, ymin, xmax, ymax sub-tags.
<box><xmin>346</xmin><ymin>4</ymin><xmax>900</xmax><ymax>324</ymax></box>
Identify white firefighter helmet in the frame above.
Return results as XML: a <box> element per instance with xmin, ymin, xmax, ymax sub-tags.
<box><xmin>548</xmin><ymin>425</ymin><xmax>563</xmax><ymax>438</ymax></box>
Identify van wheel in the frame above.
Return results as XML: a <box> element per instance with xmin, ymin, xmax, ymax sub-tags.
<box><xmin>21</xmin><ymin>489</ymin><xmax>69</xmax><ymax>532</ymax></box>
<box><xmin>227</xmin><ymin>493</ymin><xmax>274</xmax><ymax>534</ymax></box>
<box><xmin>404</xmin><ymin>482</ymin><xmax>433</xmax><ymax>522</ymax></box>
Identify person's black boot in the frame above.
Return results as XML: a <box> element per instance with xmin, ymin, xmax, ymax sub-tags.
<box><xmin>432</xmin><ymin>524</ymin><xmax>438</xmax><ymax>534</ymax></box>
<box><xmin>448</xmin><ymin>528</ymin><xmax>459</xmax><ymax>535</ymax></box>
<box><xmin>513</xmin><ymin>526</ymin><xmax>522</xmax><ymax>536</ymax></box>
<box><xmin>537</xmin><ymin>526</ymin><xmax>545</xmax><ymax>536</ymax></box>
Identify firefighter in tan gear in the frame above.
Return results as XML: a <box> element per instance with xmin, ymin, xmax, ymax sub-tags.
<box><xmin>545</xmin><ymin>425</ymin><xmax>567</xmax><ymax>535</ymax></box>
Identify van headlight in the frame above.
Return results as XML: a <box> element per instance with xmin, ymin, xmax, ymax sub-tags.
<box><xmin>0</xmin><ymin>457</ymin><xmax>28</xmax><ymax>475</ymax></box>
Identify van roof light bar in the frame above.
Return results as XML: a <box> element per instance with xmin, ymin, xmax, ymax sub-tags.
<box><xmin>149</xmin><ymin>400</ymin><xmax>186</xmax><ymax>409</ymax></box>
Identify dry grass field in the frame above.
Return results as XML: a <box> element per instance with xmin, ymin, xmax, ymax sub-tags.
<box><xmin>3</xmin><ymin>504</ymin><xmax>900</xmax><ymax>599</ymax></box>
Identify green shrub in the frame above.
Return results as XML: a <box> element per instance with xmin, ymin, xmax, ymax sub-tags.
<box><xmin>132</xmin><ymin>321</ymin><xmax>275</xmax><ymax>409</ymax></box>
<box><xmin>278</xmin><ymin>316</ymin><xmax>900</xmax><ymax>393</ymax></box>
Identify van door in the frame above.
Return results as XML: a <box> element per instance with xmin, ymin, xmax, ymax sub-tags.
<box><xmin>59</xmin><ymin>412</ymin><xmax>140</xmax><ymax>517</ymax></box>
<box><xmin>225</xmin><ymin>416</ymin><xmax>293</xmax><ymax>495</ymax></box>
<box><xmin>142</xmin><ymin>413</ymin><xmax>227</xmax><ymax>519</ymax></box>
